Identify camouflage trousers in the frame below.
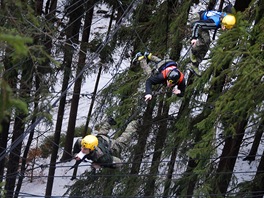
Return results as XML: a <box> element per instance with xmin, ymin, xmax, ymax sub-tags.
<box><xmin>97</xmin><ymin>120</ymin><xmax>137</xmax><ymax>167</ymax></box>
<box><xmin>191</xmin><ymin>30</ymin><xmax>211</xmax><ymax>66</ymax></box>
<box><xmin>139</xmin><ymin>55</ymin><xmax>174</xmax><ymax>76</ymax></box>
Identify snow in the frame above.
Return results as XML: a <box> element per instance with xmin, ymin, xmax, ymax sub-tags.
<box><xmin>20</xmin><ymin>149</ymin><xmax>92</xmax><ymax>197</ymax></box>
<box><xmin>20</xmin><ymin>3</ymin><xmax>130</xmax><ymax>197</ymax></box>
<box><xmin>18</xmin><ymin>1</ymin><xmax>263</xmax><ymax>197</ymax></box>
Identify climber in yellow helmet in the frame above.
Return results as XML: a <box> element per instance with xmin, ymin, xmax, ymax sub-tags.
<box><xmin>73</xmin><ymin>117</ymin><xmax>137</xmax><ymax>169</ymax></box>
<box><xmin>188</xmin><ymin>9</ymin><xmax>236</xmax><ymax>77</ymax></box>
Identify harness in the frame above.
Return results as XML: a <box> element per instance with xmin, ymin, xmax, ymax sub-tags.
<box><xmin>97</xmin><ymin>135</ymin><xmax>112</xmax><ymax>155</ymax></box>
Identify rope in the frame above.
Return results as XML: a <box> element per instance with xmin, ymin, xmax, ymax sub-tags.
<box><xmin>0</xmin><ymin>0</ymin><xmax>141</xmax><ymax>162</ymax></box>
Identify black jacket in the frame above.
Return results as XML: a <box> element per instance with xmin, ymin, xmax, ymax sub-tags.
<box><xmin>145</xmin><ymin>73</ymin><xmax>186</xmax><ymax>97</ymax></box>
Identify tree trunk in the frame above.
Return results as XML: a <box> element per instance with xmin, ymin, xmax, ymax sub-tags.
<box><xmin>163</xmin><ymin>145</ymin><xmax>178</xmax><ymax>197</ymax></box>
<box><xmin>243</xmin><ymin>118</ymin><xmax>264</xmax><ymax>163</ymax></box>
<box><xmin>4</xmin><ymin>61</ymin><xmax>32</xmax><ymax>197</ymax></box>
<box><xmin>234</xmin><ymin>0</ymin><xmax>252</xmax><ymax>12</ymax></box>
<box><xmin>84</xmin><ymin>64</ymin><xmax>102</xmax><ymax>137</ymax></box>
<box><xmin>43</xmin><ymin>0</ymin><xmax>57</xmax><ymax>65</ymax></box>
<box><xmin>213</xmin><ymin>120</ymin><xmax>248</xmax><ymax>196</ymax></box>
<box><xmin>175</xmin><ymin>48</ymin><xmax>231</xmax><ymax>197</ymax></box>
<box><xmin>14</xmin><ymin>114</ymin><xmax>37</xmax><ymax>198</ymax></box>
<box><xmin>251</xmin><ymin>149</ymin><xmax>264</xmax><ymax>198</ymax></box>
<box><xmin>60</xmin><ymin>0</ymin><xmax>94</xmax><ymax>161</ymax></box>
<box><xmin>123</xmin><ymin>101</ymin><xmax>155</xmax><ymax>195</ymax></box>
<box><xmin>144</xmin><ymin>93</ymin><xmax>171</xmax><ymax>197</ymax></box>
<box><xmin>207</xmin><ymin>0</ymin><xmax>217</xmax><ymax>10</ymax></box>
<box><xmin>14</xmin><ymin>70</ymin><xmax>43</xmax><ymax>197</ymax></box>
<box><xmin>57</xmin><ymin>1</ymin><xmax>84</xmax><ymax>161</ymax></box>
<box><xmin>46</xmin><ymin>0</ymin><xmax>87</xmax><ymax>196</ymax></box>
<box><xmin>0</xmin><ymin>118</ymin><xmax>10</xmax><ymax>183</ymax></box>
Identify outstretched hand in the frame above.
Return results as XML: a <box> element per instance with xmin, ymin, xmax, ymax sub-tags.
<box><xmin>172</xmin><ymin>88</ymin><xmax>181</xmax><ymax>95</ymax></box>
<box><xmin>75</xmin><ymin>151</ymin><xmax>85</xmax><ymax>160</ymax></box>
<box><xmin>145</xmin><ymin>94</ymin><xmax>152</xmax><ymax>101</ymax></box>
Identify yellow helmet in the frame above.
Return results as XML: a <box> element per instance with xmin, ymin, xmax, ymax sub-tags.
<box><xmin>222</xmin><ymin>14</ymin><xmax>236</xmax><ymax>29</ymax></box>
<box><xmin>81</xmin><ymin>135</ymin><xmax>98</xmax><ymax>151</ymax></box>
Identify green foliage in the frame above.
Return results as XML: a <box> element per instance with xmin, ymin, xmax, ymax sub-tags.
<box><xmin>0</xmin><ymin>182</ymin><xmax>6</xmax><ymax>197</ymax></box>
<box><xmin>0</xmin><ymin>34</ymin><xmax>32</xmax><ymax>60</ymax></box>
<box><xmin>89</xmin><ymin>35</ymin><xmax>114</xmax><ymax>64</ymax></box>
<box><xmin>92</xmin><ymin>67</ymin><xmax>142</xmax><ymax>130</ymax></box>
<box><xmin>39</xmin><ymin>135</ymin><xmax>55</xmax><ymax>158</ymax></box>
<box><xmin>39</xmin><ymin>133</ymin><xmax>66</xmax><ymax>158</ymax></box>
<box><xmin>74</xmin><ymin>124</ymin><xmax>92</xmax><ymax>137</ymax></box>
<box><xmin>0</xmin><ymin>73</ymin><xmax>28</xmax><ymax>133</ymax></box>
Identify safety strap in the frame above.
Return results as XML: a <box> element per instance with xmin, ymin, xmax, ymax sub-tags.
<box><xmin>97</xmin><ymin>135</ymin><xmax>112</xmax><ymax>155</ymax></box>
<box><xmin>158</xmin><ymin>61</ymin><xmax>177</xmax><ymax>72</ymax></box>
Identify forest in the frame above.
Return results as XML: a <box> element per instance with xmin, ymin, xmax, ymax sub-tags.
<box><xmin>0</xmin><ymin>0</ymin><xmax>264</xmax><ymax>197</ymax></box>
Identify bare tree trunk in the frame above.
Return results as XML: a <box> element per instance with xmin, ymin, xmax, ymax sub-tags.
<box><xmin>123</xmin><ymin>101</ymin><xmax>154</xmax><ymax>195</ymax></box>
<box><xmin>14</xmin><ymin>109</ymin><xmax>37</xmax><ymax>198</ymax></box>
<box><xmin>4</xmin><ymin>61</ymin><xmax>33</xmax><ymax>197</ymax></box>
<box><xmin>84</xmin><ymin>64</ymin><xmax>102</xmax><ymax>137</ymax></box>
<box><xmin>144</xmin><ymin>94</ymin><xmax>171</xmax><ymax>197</ymax></box>
<box><xmin>46</xmin><ymin>0</ymin><xmax>86</xmax><ymax>196</ymax></box>
<box><xmin>0</xmin><ymin>118</ymin><xmax>10</xmax><ymax>183</ymax></box>
<box><xmin>60</xmin><ymin>0</ymin><xmax>93</xmax><ymax>162</ymax></box>
<box><xmin>251</xmin><ymin>149</ymin><xmax>264</xmax><ymax>198</ymax></box>
<box><xmin>84</xmin><ymin>0</ymin><xmax>118</xmax><ymax>136</ymax></box>
<box><xmin>0</xmin><ymin>49</ymin><xmax>17</xmax><ymax>184</ymax></box>
<box><xmin>211</xmin><ymin>119</ymin><xmax>247</xmax><ymax>197</ymax></box>
<box><xmin>54</xmin><ymin>2</ymin><xmax>81</xmax><ymax>163</ymax></box>
<box><xmin>43</xmin><ymin>0</ymin><xmax>57</xmax><ymax>62</ymax></box>
<box><xmin>243</xmin><ymin>119</ymin><xmax>264</xmax><ymax>163</ymax></box>
<box><xmin>163</xmin><ymin>145</ymin><xmax>178</xmax><ymax>197</ymax></box>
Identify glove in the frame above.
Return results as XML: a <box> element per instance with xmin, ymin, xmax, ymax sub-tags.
<box><xmin>144</xmin><ymin>94</ymin><xmax>152</xmax><ymax>101</ymax></box>
<box><xmin>107</xmin><ymin>117</ymin><xmax>117</xmax><ymax>126</ymax></box>
<box><xmin>75</xmin><ymin>151</ymin><xmax>86</xmax><ymax>160</ymax></box>
<box><xmin>144</xmin><ymin>51</ymin><xmax>152</xmax><ymax>60</ymax></box>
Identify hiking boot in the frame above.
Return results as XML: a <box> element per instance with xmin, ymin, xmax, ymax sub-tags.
<box><xmin>187</xmin><ymin>64</ymin><xmax>202</xmax><ymax>77</ymax></box>
<box><xmin>190</xmin><ymin>50</ymin><xmax>197</xmax><ymax>63</ymax></box>
<box><xmin>132</xmin><ymin>52</ymin><xmax>144</xmax><ymax>65</ymax></box>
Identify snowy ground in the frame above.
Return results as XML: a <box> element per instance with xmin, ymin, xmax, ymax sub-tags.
<box><xmin>19</xmin><ymin>1</ymin><xmax>264</xmax><ymax>197</ymax></box>
<box><xmin>19</xmin><ymin>3</ymin><xmax>130</xmax><ymax>197</ymax></box>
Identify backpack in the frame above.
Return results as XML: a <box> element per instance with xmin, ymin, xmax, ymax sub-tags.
<box><xmin>158</xmin><ymin>61</ymin><xmax>177</xmax><ymax>73</ymax></box>
<box><xmin>97</xmin><ymin>135</ymin><xmax>113</xmax><ymax>155</ymax></box>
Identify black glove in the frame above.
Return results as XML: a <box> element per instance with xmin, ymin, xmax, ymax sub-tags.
<box><xmin>108</xmin><ymin>117</ymin><xmax>117</xmax><ymax>126</ymax></box>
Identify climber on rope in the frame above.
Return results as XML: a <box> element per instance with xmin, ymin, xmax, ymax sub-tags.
<box><xmin>187</xmin><ymin>9</ymin><xmax>236</xmax><ymax>77</ymax></box>
<box><xmin>132</xmin><ymin>52</ymin><xmax>186</xmax><ymax>102</ymax></box>
<box><xmin>72</xmin><ymin>117</ymin><xmax>137</xmax><ymax>169</ymax></box>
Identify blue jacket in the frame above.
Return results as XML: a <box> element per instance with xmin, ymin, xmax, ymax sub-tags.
<box><xmin>192</xmin><ymin>11</ymin><xmax>227</xmax><ymax>39</ymax></box>
<box><xmin>201</xmin><ymin>11</ymin><xmax>227</xmax><ymax>27</ymax></box>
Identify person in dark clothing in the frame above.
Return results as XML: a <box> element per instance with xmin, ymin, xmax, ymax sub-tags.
<box><xmin>73</xmin><ymin>118</ymin><xmax>137</xmax><ymax>169</ymax></box>
<box><xmin>188</xmin><ymin>10</ymin><xmax>236</xmax><ymax>76</ymax></box>
<box><xmin>133</xmin><ymin>52</ymin><xmax>186</xmax><ymax>101</ymax></box>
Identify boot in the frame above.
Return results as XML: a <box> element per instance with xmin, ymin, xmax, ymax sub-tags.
<box><xmin>190</xmin><ymin>50</ymin><xmax>197</xmax><ymax>64</ymax></box>
<box><xmin>132</xmin><ymin>52</ymin><xmax>144</xmax><ymax>65</ymax></box>
<box><xmin>187</xmin><ymin>64</ymin><xmax>202</xmax><ymax>77</ymax></box>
